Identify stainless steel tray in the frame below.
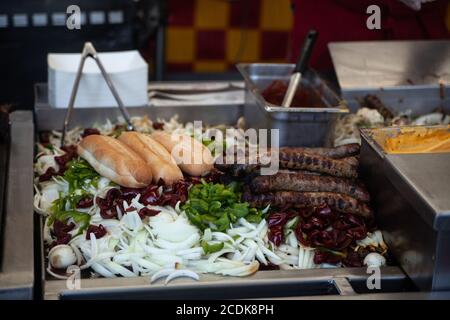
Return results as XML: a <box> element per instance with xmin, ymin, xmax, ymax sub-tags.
<box><xmin>360</xmin><ymin>126</ymin><xmax>450</xmax><ymax>291</ymax></box>
<box><xmin>237</xmin><ymin>63</ymin><xmax>348</xmax><ymax>147</ymax></box>
<box><xmin>44</xmin><ymin>267</ymin><xmax>411</xmax><ymax>300</ymax></box>
<box><xmin>329</xmin><ymin>40</ymin><xmax>450</xmax><ymax>114</ymax></box>
<box><xmin>339</xmin><ymin>85</ymin><xmax>450</xmax><ymax>115</ymax></box>
<box><xmin>31</xmin><ymin>98</ymin><xmax>412</xmax><ymax>299</ymax></box>
<box><xmin>34</xmin><ymin>83</ymin><xmax>244</xmax><ymax>130</ymax></box>
<box><xmin>0</xmin><ymin>111</ymin><xmax>35</xmax><ymax>299</ymax></box>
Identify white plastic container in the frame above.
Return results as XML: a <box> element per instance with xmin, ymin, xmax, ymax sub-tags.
<box><xmin>48</xmin><ymin>50</ymin><xmax>148</xmax><ymax>108</ymax></box>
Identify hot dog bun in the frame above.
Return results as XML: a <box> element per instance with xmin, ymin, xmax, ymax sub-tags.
<box><xmin>118</xmin><ymin>132</ymin><xmax>183</xmax><ymax>185</ymax></box>
<box><xmin>150</xmin><ymin>131</ymin><xmax>214</xmax><ymax>176</ymax></box>
<box><xmin>77</xmin><ymin>134</ymin><xmax>152</xmax><ymax>188</ymax></box>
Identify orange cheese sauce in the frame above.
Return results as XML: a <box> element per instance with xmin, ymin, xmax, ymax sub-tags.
<box><xmin>384</xmin><ymin>126</ymin><xmax>450</xmax><ymax>154</ymax></box>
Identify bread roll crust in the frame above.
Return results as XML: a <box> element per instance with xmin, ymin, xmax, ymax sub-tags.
<box><xmin>118</xmin><ymin>132</ymin><xmax>183</xmax><ymax>185</ymax></box>
<box><xmin>77</xmin><ymin>134</ymin><xmax>152</xmax><ymax>188</ymax></box>
<box><xmin>150</xmin><ymin>131</ymin><xmax>214</xmax><ymax>176</ymax></box>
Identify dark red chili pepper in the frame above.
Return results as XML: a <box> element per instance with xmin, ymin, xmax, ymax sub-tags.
<box><xmin>39</xmin><ymin>167</ymin><xmax>57</xmax><ymax>182</ymax></box>
<box><xmin>202</xmin><ymin>169</ymin><xmax>224</xmax><ymax>184</ymax></box>
<box><xmin>100</xmin><ymin>206</ymin><xmax>117</xmax><ymax>219</ymax></box>
<box><xmin>313</xmin><ymin>250</ymin><xmax>343</xmax><ymax>265</ymax></box>
<box><xmin>289</xmin><ymin>204</ymin><xmax>372</xmax><ymax>266</ymax></box>
<box><xmin>56</xmin><ymin>233</ymin><xmax>72</xmax><ymax>245</ymax></box>
<box><xmin>86</xmin><ymin>224</ymin><xmax>107</xmax><ymax>240</ymax></box>
<box><xmin>53</xmin><ymin>220</ymin><xmax>75</xmax><ymax>238</ymax></box>
<box><xmin>152</xmin><ymin>122</ymin><xmax>165</xmax><ymax>130</ymax></box>
<box><xmin>258</xmin><ymin>263</ymin><xmax>280</xmax><ymax>271</ymax></box>
<box><xmin>52</xmin><ymin>220</ymin><xmax>75</xmax><ymax>247</ymax></box>
<box><xmin>81</xmin><ymin>128</ymin><xmax>100</xmax><ymax>138</ymax></box>
<box><xmin>267</xmin><ymin>212</ymin><xmax>288</xmax><ymax>227</ymax></box>
<box><xmin>53</xmin><ymin>145</ymin><xmax>78</xmax><ymax>175</ymax></box>
<box><xmin>268</xmin><ymin>225</ymin><xmax>284</xmax><ymax>246</ymax></box>
<box><xmin>76</xmin><ymin>196</ymin><xmax>93</xmax><ymax>208</ymax></box>
<box><xmin>141</xmin><ymin>186</ymin><xmax>159</xmax><ymax>205</ymax></box>
<box><xmin>120</xmin><ymin>187</ymin><xmax>143</xmax><ymax>201</ymax></box>
<box><xmin>139</xmin><ymin>207</ymin><xmax>160</xmax><ymax>218</ymax></box>
<box><xmin>342</xmin><ymin>251</ymin><xmax>363</xmax><ymax>267</ymax></box>
<box><xmin>61</xmin><ymin>145</ymin><xmax>77</xmax><ymax>156</ymax></box>
<box><xmin>105</xmin><ymin>188</ymin><xmax>121</xmax><ymax>205</ymax></box>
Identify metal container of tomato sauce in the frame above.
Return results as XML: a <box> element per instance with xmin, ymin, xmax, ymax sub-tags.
<box><xmin>28</xmin><ymin>82</ymin><xmax>416</xmax><ymax>299</ymax></box>
<box><xmin>359</xmin><ymin>125</ymin><xmax>450</xmax><ymax>291</ymax></box>
<box><xmin>237</xmin><ymin>63</ymin><xmax>349</xmax><ymax>148</ymax></box>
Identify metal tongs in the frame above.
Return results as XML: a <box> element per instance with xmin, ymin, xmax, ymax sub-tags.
<box><xmin>61</xmin><ymin>42</ymin><xmax>135</xmax><ymax>146</ymax></box>
<box><xmin>281</xmin><ymin>30</ymin><xmax>318</xmax><ymax>107</ymax></box>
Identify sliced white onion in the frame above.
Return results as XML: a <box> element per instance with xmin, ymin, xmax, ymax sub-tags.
<box><xmin>154</xmin><ymin>233</ymin><xmax>200</xmax><ymax>251</ymax></box>
<box><xmin>150</xmin><ymin>268</ymin><xmax>175</xmax><ymax>283</ymax></box>
<box><xmin>103</xmin><ymin>260</ymin><xmax>137</xmax><ymax>277</ymax></box>
<box><xmin>91</xmin><ymin>262</ymin><xmax>116</xmax><ymax>278</ymax></box>
<box><xmin>165</xmin><ymin>269</ymin><xmax>199</xmax><ymax>284</ymax></box>
<box><xmin>238</xmin><ymin>218</ymin><xmax>256</xmax><ymax>230</ymax></box>
<box><xmin>46</xmin><ymin>265</ymin><xmax>70</xmax><ymax>280</ymax></box>
<box><xmin>207</xmin><ymin>248</ymin><xmax>235</xmax><ymax>264</ymax></box>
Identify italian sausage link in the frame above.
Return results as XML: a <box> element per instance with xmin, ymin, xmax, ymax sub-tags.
<box><xmin>279</xmin><ymin>151</ymin><xmax>358</xmax><ymax>178</ymax></box>
<box><xmin>279</xmin><ymin>144</ymin><xmax>360</xmax><ymax>159</ymax></box>
<box><xmin>250</xmin><ymin>172</ymin><xmax>370</xmax><ymax>202</ymax></box>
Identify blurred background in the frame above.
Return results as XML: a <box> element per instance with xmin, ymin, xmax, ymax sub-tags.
<box><xmin>0</xmin><ymin>0</ymin><xmax>449</xmax><ymax>109</ymax></box>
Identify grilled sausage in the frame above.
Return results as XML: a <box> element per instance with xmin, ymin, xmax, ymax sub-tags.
<box><xmin>279</xmin><ymin>144</ymin><xmax>360</xmax><ymax>159</ymax></box>
<box><xmin>242</xmin><ymin>191</ymin><xmax>372</xmax><ymax>218</ymax></box>
<box><xmin>216</xmin><ymin>145</ymin><xmax>359</xmax><ymax>178</ymax></box>
<box><xmin>279</xmin><ymin>151</ymin><xmax>358</xmax><ymax>178</ymax></box>
<box><xmin>339</xmin><ymin>156</ymin><xmax>359</xmax><ymax>167</ymax></box>
<box><xmin>250</xmin><ymin>172</ymin><xmax>370</xmax><ymax>202</ymax></box>
<box><xmin>364</xmin><ymin>94</ymin><xmax>394</xmax><ymax>120</ymax></box>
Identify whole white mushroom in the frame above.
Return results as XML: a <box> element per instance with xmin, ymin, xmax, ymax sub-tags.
<box><xmin>363</xmin><ymin>252</ymin><xmax>386</xmax><ymax>268</ymax></box>
<box><xmin>48</xmin><ymin>244</ymin><xmax>77</xmax><ymax>269</ymax></box>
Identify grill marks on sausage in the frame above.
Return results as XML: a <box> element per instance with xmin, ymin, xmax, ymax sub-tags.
<box><xmin>279</xmin><ymin>143</ymin><xmax>360</xmax><ymax>159</ymax></box>
<box><xmin>215</xmin><ymin>145</ymin><xmax>360</xmax><ymax>179</ymax></box>
<box><xmin>250</xmin><ymin>172</ymin><xmax>370</xmax><ymax>202</ymax></box>
<box><xmin>242</xmin><ymin>191</ymin><xmax>373</xmax><ymax>219</ymax></box>
<box><xmin>215</xmin><ymin>144</ymin><xmax>374</xmax><ymax>218</ymax></box>
<box><xmin>279</xmin><ymin>151</ymin><xmax>358</xmax><ymax>179</ymax></box>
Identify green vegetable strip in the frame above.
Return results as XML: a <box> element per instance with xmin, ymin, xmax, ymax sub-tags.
<box><xmin>47</xmin><ymin>159</ymin><xmax>100</xmax><ymax>233</ymax></box>
<box><xmin>182</xmin><ymin>181</ymin><xmax>264</xmax><ymax>232</ymax></box>
<box><xmin>64</xmin><ymin>158</ymin><xmax>101</xmax><ymax>192</ymax></box>
<box><xmin>201</xmin><ymin>240</ymin><xmax>224</xmax><ymax>254</ymax></box>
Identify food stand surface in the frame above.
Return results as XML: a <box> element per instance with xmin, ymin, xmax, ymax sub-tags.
<box><xmin>0</xmin><ymin>83</ymin><xmax>437</xmax><ymax>299</ymax></box>
<box><xmin>2</xmin><ymin>74</ymin><xmax>450</xmax><ymax>299</ymax></box>
<box><xmin>32</xmin><ymin>102</ymin><xmax>410</xmax><ymax>299</ymax></box>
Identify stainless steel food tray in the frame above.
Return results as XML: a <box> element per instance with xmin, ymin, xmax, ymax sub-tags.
<box><xmin>34</xmin><ymin>83</ymin><xmax>244</xmax><ymax>130</ymax></box>
<box><xmin>329</xmin><ymin>40</ymin><xmax>450</xmax><ymax>114</ymax></box>
<box><xmin>237</xmin><ymin>63</ymin><xmax>348</xmax><ymax>147</ymax></box>
<box><xmin>0</xmin><ymin>111</ymin><xmax>34</xmax><ymax>299</ymax></box>
<box><xmin>44</xmin><ymin>267</ymin><xmax>411</xmax><ymax>300</ymax></box>
<box><xmin>360</xmin><ymin>126</ymin><xmax>450</xmax><ymax>291</ymax></box>
<box><xmin>30</xmin><ymin>99</ymin><xmax>415</xmax><ymax>299</ymax></box>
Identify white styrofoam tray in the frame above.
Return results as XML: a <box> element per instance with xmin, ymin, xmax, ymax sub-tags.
<box><xmin>48</xmin><ymin>50</ymin><xmax>148</xmax><ymax>108</ymax></box>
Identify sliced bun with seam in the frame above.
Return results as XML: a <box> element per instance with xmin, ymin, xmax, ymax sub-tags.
<box><xmin>118</xmin><ymin>131</ymin><xmax>183</xmax><ymax>185</ymax></box>
<box><xmin>77</xmin><ymin>134</ymin><xmax>153</xmax><ymax>188</ymax></box>
<box><xmin>150</xmin><ymin>131</ymin><xmax>214</xmax><ymax>176</ymax></box>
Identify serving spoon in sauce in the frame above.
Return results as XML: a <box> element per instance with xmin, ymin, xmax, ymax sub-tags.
<box><xmin>281</xmin><ymin>30</ymin><xmax>318</xmax><ymax>108</ymax></box>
